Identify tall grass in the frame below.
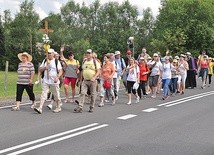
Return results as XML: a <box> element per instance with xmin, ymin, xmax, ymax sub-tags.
<box><xmin>0</xmin><ymin>71</ymin><xmax>42</xmax><ymax>99</ymax></box>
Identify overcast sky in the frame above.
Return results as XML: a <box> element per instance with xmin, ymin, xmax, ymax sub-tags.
<box><xmin>0</xmin><ymin>0</ymin><xmax>161</xmax><ymax>19</ymax></box>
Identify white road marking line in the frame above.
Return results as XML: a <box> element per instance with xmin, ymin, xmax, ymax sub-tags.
<box><xmin>0</xmin><ymin>123</ymin><xmax>99</xmax><ymax>154</ymax></box>
<box><xmin>165</xmin><ymin>93</ymin><xmax>214</xmax><ymax>107</ymax></box>
<box><xmin>117</xmin><ymin>114</ymin><xmax>137</xmax><ymax>120</ymax></box>
<box><xmin>7</xmin><ymin>124</ymin><xmax>108</xmax><ymax>155</ymax></box>
<box><xmin>142</xmin><ymin>108</ymin><xmax>158</xmax><ymax>112</ymax></box>
<box><xmin>157</xmin><ymin>91</ymin><xmax>214</xmax><ymax>107</ymax></box>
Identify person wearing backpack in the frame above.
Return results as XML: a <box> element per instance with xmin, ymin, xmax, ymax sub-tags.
<box><xmin>34</xmin><ymin>49</ymin><xmax>63</xmax><ymax>114</ymax></box>
<box><xmin>115</xmin><ymin>51</ymin><xmax>126</xmax><ymax>96</ymax></box>
<box><xmin>74</xmin><ymin>49</ymin><xmax>101</xmax><ymax>113</ymax></box>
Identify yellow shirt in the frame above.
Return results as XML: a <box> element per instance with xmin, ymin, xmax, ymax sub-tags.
<box><xmin>82</xmin><ymin>59</ymin><xmax>101</xmax><ymax>80</ymax></box>
<box><xmin>208</xmin><ymin>62</ymin><xmax>214</xmax><ymax>75</ymax></box>
<box><xmin>64</xmin><ymin>59</ymin><xmax>80</xmax><ymax>78</ymax></box>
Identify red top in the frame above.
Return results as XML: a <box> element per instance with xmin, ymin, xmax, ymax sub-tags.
<box><xmin>139</xmin><ymin>63</ymin><xmax>149</xmax><ymax>81</ymax></box>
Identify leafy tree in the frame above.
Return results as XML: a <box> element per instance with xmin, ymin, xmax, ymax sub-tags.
<box><xmin>153</xmin><ymin>0</ymin><xmax>214</xmax><ymax>56</ymax></box>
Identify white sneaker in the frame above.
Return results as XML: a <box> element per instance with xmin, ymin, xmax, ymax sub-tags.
<box><xmin>112</xmin><ymin>99</ymin><xmax>115</xmax><ymax>105</ymax></box>
<box><xmin>126</xmin><ymin>101</ymin><xmax>131</xmax><ymax>105</ymax></box>
<box><xmin>105</xmin><ymin>100</ymin><xmax>110</xmax><ymax>103</ymax></box>
<box><xmin>31</xmin><ymin>104</ymin><xmax>36</xmax><ymax>109</ymax></box>
<box><xmin>34</xmin><ymin>107</ymin><xmax>42</xmax><ymax>114</ymax></box>
<box><xmin>98</xmin><ymin>102</ymin><xmax>104</xmax><ymax>107</ymax></box>
<box><xmin>47</xmin><ymin>104</ymin><xmax>53</xmax><ymax>110</ymax></box>
<box><xmin>53</xmin><ymin>107</ymin><xmax>62</xmax><ymax>113</ymax></box>
<box><xmin>136</xmin><ymin>96</ymin><xmax>139</xmax><ymax>103</ymax></box>
<box><xmin>151</xmin><ymin>95</ymin><xmax>156</xmax><ymax>98</ymax></box>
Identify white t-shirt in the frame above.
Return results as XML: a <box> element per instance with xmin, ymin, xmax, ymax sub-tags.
<box><xmin>112</xmin><ymin>61</ymin><xmax>118</xmax><ymax>78</ymax></box>
<box><xmin>162</xmin><ymin>63</ymin><xmax>172</xmax><ymax>79</ymax></box>
<box><xmin>149</xmin><ymin>61</ymin><xmax>163</xmax><ymax>76</ymax></box>
<box><xmin>127</xmin><ymin>65</ymin><xmax>140</xmax><ymax>82</ymax></box>
<box><xmin>40</xmin><ymin>58</ymin><xmax>62</xmax><ymax>85</ymax></box>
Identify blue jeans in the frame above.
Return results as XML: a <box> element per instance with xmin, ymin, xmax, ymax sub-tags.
<box><xmin>170</xmin><ymin>77</ymin><xmax>178</xmax><ymax>93</ymax></box>
<box><xmin>162</xmin><ymin>79</ymin><xmax>171</xmax><ymax>97</ymax></box>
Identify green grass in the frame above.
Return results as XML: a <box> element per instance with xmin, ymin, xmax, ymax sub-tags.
<box><xmin>0</xmin><ymin>71</ymin><xmax>42</xmax><ymax>99</ymax></box>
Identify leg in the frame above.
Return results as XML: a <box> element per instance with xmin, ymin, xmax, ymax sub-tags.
<box><xmin>25</xmin><ymin>84</ymin><xmax>35</xmax><ymax>106</ymax></box>
<box><xmin>13</xmin><ymin>84</ymin><xmax>25</xmax><ymax>110</ymax></box>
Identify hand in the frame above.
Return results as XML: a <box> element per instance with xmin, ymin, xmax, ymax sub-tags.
<box><xmin>91</xmin><ymin>77</ymin><xmax>96</xmax><ymax>82</ymax></box>
<box><xmin>54</xmin><ymin>77</ymin><xmax>59</xmax><ymax>83</ymax></box>
<box><xmin>35</xmin><ymin>80</ymin><xmax>40</xmax><ymax>85</ymax></box>
<box><xmin>60</xmin><ymin>46</ymin><xmax>64</xmax><ymax>52</ymax></box>
<box><xmin>29</xmin><ymin>79</ymin><xmax>33</xmax><ymax>86</ymax></box>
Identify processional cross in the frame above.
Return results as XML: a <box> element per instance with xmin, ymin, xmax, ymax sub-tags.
<box><xmin>39</xmin><ymin>21</ymin><xmax>54</xmax><ymax>79</ymax></box>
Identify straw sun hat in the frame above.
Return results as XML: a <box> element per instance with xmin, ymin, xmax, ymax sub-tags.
<box><xmin>17</xmin><ymin>52</ymin><xmax>32</xmax><ymax>62</ymax></box>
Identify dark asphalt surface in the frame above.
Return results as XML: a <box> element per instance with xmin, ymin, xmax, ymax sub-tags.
<box><xmin>0</xmin><ymin>82</ymin><xmax>214</xmax><ymax>155</ymax></box>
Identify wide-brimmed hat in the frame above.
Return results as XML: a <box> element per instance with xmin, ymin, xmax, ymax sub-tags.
<box><xmin>18</xmin><ymin>52</ymin><xmax>32</xmax><ymax>62</ymax></box>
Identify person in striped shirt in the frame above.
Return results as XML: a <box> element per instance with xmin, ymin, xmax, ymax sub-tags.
<box><xmin>12</xmin><ymin>52</ymin><xmax>35</xmax><ymax>111</ymax></box>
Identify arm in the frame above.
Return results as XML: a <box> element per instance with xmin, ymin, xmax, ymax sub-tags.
<box><xmin>60</xmin><ymin>46</ymin><xmax>65</xmax><ymax>60</ymax></box>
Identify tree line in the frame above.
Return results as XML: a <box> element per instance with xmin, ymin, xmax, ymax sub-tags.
<box><xmin>0</xmin><ymin>0</ymin><xmax>213</xmax><ymax>71</ymax></box>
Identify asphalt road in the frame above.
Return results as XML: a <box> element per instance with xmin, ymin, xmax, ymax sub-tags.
<box><xmin>0</xmin><ymin>84</ymin><xmax>214</xmax><ymax>155</ymax></box>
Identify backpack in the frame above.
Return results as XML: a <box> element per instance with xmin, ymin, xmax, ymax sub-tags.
<box><xmin>41</xmin><ymin>58</ymin><xmax>59</xmax><ymax>79</ymax></box>
<box><xmin>82</xmin><ymin>58</ymin><xmax>97</xmax><ymax>71</ymax></box>
<box><xmin>120</xmin><ymin>58</ymin><xmax>125</xmax><ymax>70</ymax></box>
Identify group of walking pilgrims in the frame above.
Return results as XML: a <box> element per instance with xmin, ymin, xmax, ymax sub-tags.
<box><xmin>12</xmin><ymin>47</ymin><xmax>214</xmax><ymax>113</ymax></box>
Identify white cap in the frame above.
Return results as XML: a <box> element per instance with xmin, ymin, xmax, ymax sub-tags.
<box><xmin>115</xmin><ymin>51</ymin><xmax>121</xmax><ymax>55</ymax></box>
<box><xmin>86</xmin><ymin>49</ymin><xmax>92</xmax><ymax>53</ymax></box>
<box><xmin>153</xmin><ymin>53</ymin><xmax>158</xmax><ymax>57</ymax></box>
<box><xmin>48</xmin><ymin>49</ymin><xmax>55</xmax><ymax>53</ymax></box>
<box><xmin>139</xmin><ymin>57</ymin><xmax>145</xmax><ymax>60</ymax></box>
<box><xmin>186</xmin><ymin>52</ymin><xmax>191</xmax><ymax>55</ymax></box>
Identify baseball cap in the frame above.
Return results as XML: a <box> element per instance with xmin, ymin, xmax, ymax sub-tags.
<box><xmin>86</xmin><ymin>49</ymin><xmax>92</xmax><ymax>53</ymax></box>
<box><xmin>115</xmin><ymin>51</ymin><xmax>121</xmax><ymax>55</ymax></box>
<box><xmin>48</xmin><ymin>49</ymin><xmax>55</xmax><ymax>53</ymax></box>
<box><xmin>153</xmin><ymin>53</ymin><xmax>158</xmax><ymax>57</ymax></box>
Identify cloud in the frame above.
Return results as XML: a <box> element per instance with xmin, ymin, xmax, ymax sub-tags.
<box><xmin>0</xmin><ymin>0</ymin><xmax>161</xmax><ymax>20</ymax></box>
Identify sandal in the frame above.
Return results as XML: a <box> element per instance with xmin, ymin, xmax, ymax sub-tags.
<box><xmin>11</xmin><ymin>106</ymin><xmax>20</xmax><ymax>111</ymax></box>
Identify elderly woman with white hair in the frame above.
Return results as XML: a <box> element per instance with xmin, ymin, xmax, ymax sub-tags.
<box><xmin>12</xmin><ymin>52</ymin><xmax>35</xmax><ymax>111</ymax></box>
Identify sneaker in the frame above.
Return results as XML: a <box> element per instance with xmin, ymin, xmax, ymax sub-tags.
<box><xmin>98</xmin><ymin>102</ymin><xmax>104</xmax><ymax>107</ymax></box>
<box><xmin>34</xmin><ymin>107</ymin><xmax>42</xmax><ymax>114</ymax></box>
<box><xmin>74</xmin><ymin>107</ymin><xmax>82</xmax><ymax>113</ymax></box>
<box><xmin>70</xmin><ymin>99</ymin><xmax>75</xmax><ymax>103</ymax></box>
<box><xmin>89</xmin><ymin>106</ymin><xmax>94</xmax><ymax>113</ymax></box>
<box><xmin>53</xmin><ymin>107</ymin><xmax>62</xmax><ymax>113</ymax></box>
<box><xmin>162</xmin><ymin>96</ymin><xmax>169</xmax><ymax>100</ymax></box>
<box><xmin>115</xmin><ymin>96</ymin><xmax>118</xmax><ymax>101</ymax></box>
<box><xmin>126</xmin><ymin>101</ymin><xmax>131</xmax><ymax>105</ymax></box>
<box><xmin>75</xmin><ymin>100</ymin><xmax>79</xmax><ymax>105</ymax></box>
<box><xmin>112</xmin><ymin>99</ymin><xmax>115</xmax><ymax>105</ymax></box>
<box><xmin>47</xmin><ymin>104</ymin><xmax>53</xmax><ymax>110</ymax></box>
<box><xmin>31</xmin><ymin>104</ymin><xmax>36</xmax><ymax>109</ymax></box>
<box><xmin>136</xmin><ymin>96</ymin><xmax>139</xmax><ymax>103</ymax></box>
<box><xmin>11</xmin><ymin>106</ymin><xmax>20</xmax><ymax>111</ymax></box>
<box><xmin>151</xmin><ymin>95</ymin><xmax>156</xmax><ymax>98</ymax></box>
<box><xmin>105</xmin><ymin>100</ymin><xmax>110</xmax><ymax>103</ymax></box>
<box><xmin>143</xmin><ymin>95</ymin><xmax>147</xmax><ymax>98</ymax></box>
